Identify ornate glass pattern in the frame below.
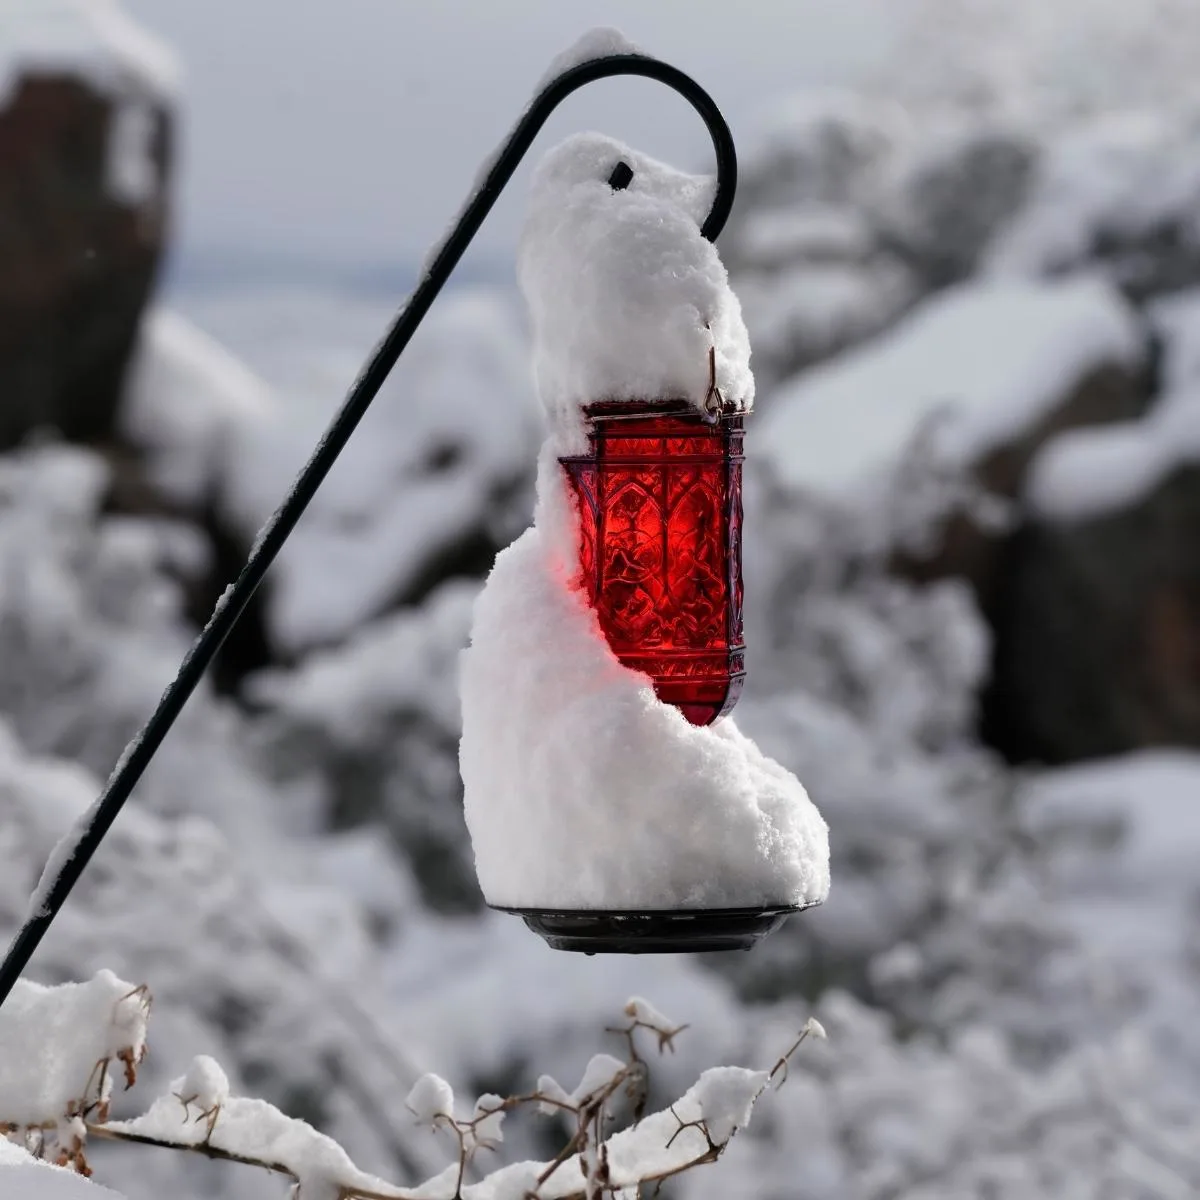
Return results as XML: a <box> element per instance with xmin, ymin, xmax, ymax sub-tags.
<box><xmin>561</xmin><ymin>401</ymin><xmax>745</xmax><ymax>726</ymax></box>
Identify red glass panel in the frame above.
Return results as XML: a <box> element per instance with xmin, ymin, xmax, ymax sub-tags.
<box><xmin>561</xmin><ymin>401</ymin><xmax>745</xmax><ymax>726</ymax></box>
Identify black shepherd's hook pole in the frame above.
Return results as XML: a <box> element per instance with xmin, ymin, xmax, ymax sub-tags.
<box><xmin>0</xmin><ymin>53</ymin><xmax>737</xmax><ymax>1005</ymax></box>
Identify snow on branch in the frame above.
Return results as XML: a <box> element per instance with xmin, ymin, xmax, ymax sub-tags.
<box><xmin>0</xmin><ymin>970</ymin><xmax>150</xmax><ymax>1175</ymax></box>
<box><xmin>1</xmin><ymin>978</ymin><xmax>825</xmax><ymax>1199</ymax></box>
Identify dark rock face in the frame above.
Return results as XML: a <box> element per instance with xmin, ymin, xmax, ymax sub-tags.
<box><xmin>899</xmin><ymin>361</ymin><xmax>1151</xmax><ymax>623</ymax></box>
<box><xmin>983</xmin><ymin>466</ymin><xmax>1200</xmax><ymax>763</ymax></box>
<box><xmin>0</xmin><ymin>72</ymin><xmax>170</xmax><ymax>448</ymax></box>
<box><xmin>879</xmin><ymin>123</ymin><xmax>1037</xmax><ymax>289</ymax></box>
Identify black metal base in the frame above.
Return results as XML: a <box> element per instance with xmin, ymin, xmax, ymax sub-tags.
<box><xmin>494</xmin><ymin>904</ymin><xmax>817</xmax><ymax>954</ymax></box>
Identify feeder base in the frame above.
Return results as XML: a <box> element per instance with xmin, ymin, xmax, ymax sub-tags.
<box><xmin>493</xmin><ymin>904</ymin><xmax>815</xmax><ymax>954</ymax></box>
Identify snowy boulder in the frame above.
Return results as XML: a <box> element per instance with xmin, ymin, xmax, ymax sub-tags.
<box><xmin>875</xmin><ymin>116</ymin><xmax>1037</xmax><ymax>288</ymax></box>
<box><xmin>758</xmin><ymin>275</ymin><xmax>1144</xmax><ymax>502</ymax></box>
<box><xmin>723</xmin><ymin>91</ymin><xmax>922</xmax><ymax>385</ymax></box>
<box><xmin>733</xmin><ymin>249</ymin><xmax>919</xmax><ymax>389</ymax></box>
<box><xmin>0</xmin><ymin>0</ymin><xmax>175</xmax><ymax>449</ymax></box>
<box><xmin>106</xmin><ymin>309</ymin><xmax>275</xmax><ymax>690</ymax></box>
<box><xmin>985</xmin><ymin>109</ymin><xmax>1200</xmax><ymax>301</ymax></box>
<box><xmin>221</xmin><ymin>288</ymin><xmax>539</xmax><ymax>655</ymax></box>
<box><xmin>736</xmin><ymin>89</ymin><xmax>908</xmax><ymax>213</ymax></box>
<box><xmin>985</xmin><ymin>390</ymin><xmax>1200</xmax><ymax>762</ymax></box>
<box><xmin>760</xmin><ymin>276</ymin><xmax>1147</xmax><ymax>624</ymax></box>
<box><xmin>250</xmin><ymin>581</ymin><xmax>484</xmax><ymax>912</ymax></box>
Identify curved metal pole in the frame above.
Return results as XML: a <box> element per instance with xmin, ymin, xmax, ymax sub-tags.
<box><xmin>0</xmin><ymin>53</ymin><xmax>737</xmax><ymax>1004</ymax></box>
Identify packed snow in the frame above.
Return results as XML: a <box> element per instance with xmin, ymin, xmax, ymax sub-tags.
<box><xmin>518</xmin><ymin>133</ymin><xmax>752</xmax><ymax>451</ymax></box>
<box><xmin>756</xmin><ymin>275</ymin><xmax>1143</xmax><ymax>497</ymax></box>
<box><xmin>1025</xmin><ymin>265</ymin><xmax>1200</xmax><ymax>521</ymax></box>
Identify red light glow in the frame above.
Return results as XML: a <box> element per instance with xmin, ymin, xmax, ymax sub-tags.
<box><xmin>561</xmin><ymin>401</ymin><xmax>744</xmax><ymax>726</ymax></box>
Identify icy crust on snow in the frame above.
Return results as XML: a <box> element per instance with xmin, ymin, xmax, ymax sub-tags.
<box><xmin>518</xmin><ymin>133</ymin><xmax>753</xmax><ymax>450</ymax></box>
<box><xmin>0</xmin><ymin>969</ymin><xmax>148</xmax><ymax>1127</ymax></box>
<box><xmin>0</xmin><ymin>0</ymin><xmax>179</xmax><ymax>105</ymax></box>
<box><xmin>757</xmin><ymin>275</ymin><xmax>1142</xmax><ymax>497</ymax></box>
<box><xmin>459</xmin><ymin>462</ymin><xmax>829</xmax><ymax>910</ymax></box>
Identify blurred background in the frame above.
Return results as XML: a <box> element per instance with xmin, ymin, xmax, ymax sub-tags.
<box><xmin>2</xmin><ymin>1</ymin><xmax>1198</xmax><ymax>1196</ymax></box>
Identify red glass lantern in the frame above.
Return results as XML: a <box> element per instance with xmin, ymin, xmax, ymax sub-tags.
<box><xmin>561</xmin><ymin>401</ymin><xmax>745</xmax><ymax>725</ymax></box>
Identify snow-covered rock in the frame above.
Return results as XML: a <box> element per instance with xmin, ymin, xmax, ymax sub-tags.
<box><xmin>988</xmin><ymin>391</ymin><xmax>1200</xmax><ymax>761</ymax></box>
<box><xmin>724</xmin><ymin>91</ymin><xmax>921</xmax><ymax>384</ymax></box>
<box><xmin>213</xmin><ymin>287</ymin><xmax>540</xmax><ymax>654</ymax></box>
<box><xmin>0</xmin><ymin>0</ymin><xmax>178</xmax><ymax>104</ymax></box>
<box><xmin>250</xmin><ymin>581</ymin><xmax>481</xmax><ymax>912</ymax></box>
<box><xmin>985</xmin><ymin>109</ymin><xmax>1200</xmax><ymax>299</ymax></box>
<box><xmin>757</xmin><ymin>275</ymin><xmax>1144</xmax><ymax>501</ymax></box>
<box><xmin>0</xmin><ymin>1</ymin><xmax>173</xmax><ymax>451</ymax></box>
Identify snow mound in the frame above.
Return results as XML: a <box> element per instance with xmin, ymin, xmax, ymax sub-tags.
<box><xmin>459</xmin><ymin>498</ymin><xmax>829</xmax><ymax>910</ymax></box>
<box><xmin>518</xmin><ymin>132</ymin><xmax>752</xmax><ymax>450</ymax></box>
<box><xmin>758</xmin><ymin>275</ymin><xmax>1142</xmax><ymax>497</ymax></box>
<box><xmin>0</xmin><ymin>0</ymin><xmax>178</xmax><ymax>104</ymax></box>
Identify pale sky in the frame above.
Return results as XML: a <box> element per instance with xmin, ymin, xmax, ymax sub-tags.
<box><xmin>121</xmin><ymin>0</ymin><xmax>900</xmax><ymax>275</ymax></box>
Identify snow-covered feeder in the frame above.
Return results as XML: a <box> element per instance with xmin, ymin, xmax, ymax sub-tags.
<box><xmin>460</xmin><ymin>132</ymin><xmax>829</xmax><ymax>953</ymax></box>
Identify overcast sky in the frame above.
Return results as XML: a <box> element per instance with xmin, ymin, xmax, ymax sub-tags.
<box><xmin>121</xmin><ymin>0</ymin><xmax>899</xmax><ymax>275</ymax></box>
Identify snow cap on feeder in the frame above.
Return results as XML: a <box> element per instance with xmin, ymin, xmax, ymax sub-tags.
<box><xmin>522</xmin><ymin>134</ymin><xmax>753</xmax><ymax>726</ymax></box>
<box><xmin>459</xmin><ymin>129</ymin><xmax>829</xmax><ymax>953</ymax></box>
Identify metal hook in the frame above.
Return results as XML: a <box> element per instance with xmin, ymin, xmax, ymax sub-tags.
<box><xmin>0</xmin><ymin>49</ymin><xmax>739</xmax><ymax>1006</ymax></box>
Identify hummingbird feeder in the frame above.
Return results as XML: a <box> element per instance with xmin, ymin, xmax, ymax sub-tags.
<box><xmin>0</xmin><ymin>36</ymin><xmax>828</xmax><ymax>1010</ymax></box>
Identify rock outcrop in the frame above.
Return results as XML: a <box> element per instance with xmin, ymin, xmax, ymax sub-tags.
<box><xmin>0</xmin><ymin>69</ymin><xmax>171</xmax><ymax>448</ymax></box>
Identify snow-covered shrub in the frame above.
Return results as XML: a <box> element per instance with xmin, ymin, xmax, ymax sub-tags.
<box><xmin>248</xmin><ymin>582</ymin><xmax>483</xmax><ymax>913</ymax></box>
<box><xmin>2</xmin><ymin>982</ymin><xmax>825</xmax><ymax>1200</ymax></box>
